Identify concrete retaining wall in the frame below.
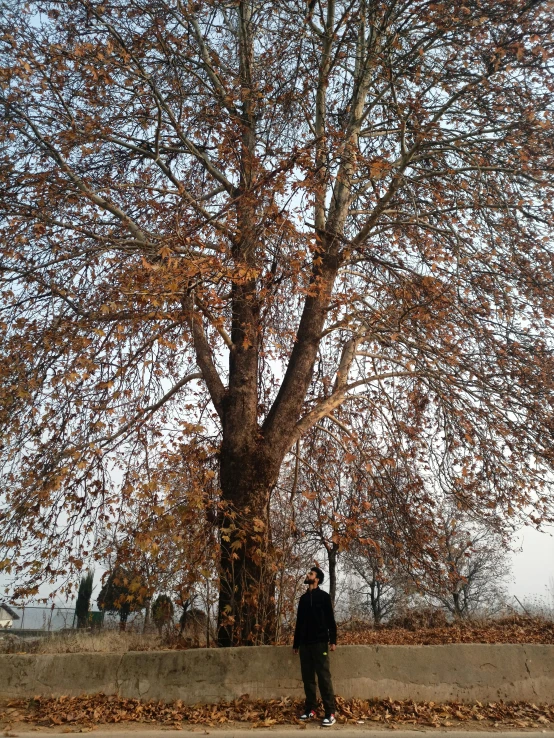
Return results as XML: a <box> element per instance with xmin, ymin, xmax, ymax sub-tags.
<box><xmin>1</xmin><ymin>644</ymin><xmax>553</xmax><ymax>704</ymax></box>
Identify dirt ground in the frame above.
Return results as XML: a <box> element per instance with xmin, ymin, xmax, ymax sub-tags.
<box><xmin>1</xmin><ymin>721</ymin><xmax>553</xmax><ymax>733</ymax></box>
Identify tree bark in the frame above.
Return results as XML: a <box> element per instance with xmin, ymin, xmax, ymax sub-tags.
<box><xmin>370</xmin><ymin>579</ymin><xmax>383</xmax><ymax>624</ymax></box>
<box><xmin>452</xmin><ymin>590</ymin><xmax>464</xmax><ymax>619</ymax></box>
<box><xmin>217</xmin><ymin>451</ymin><xmax>279</xmax><ymax>646</ymax></box>
<box><xmin>327</xmin><ymin>542</ymin><xmax>339</xmax><ymax>608</ymax></box>
<box><xmin>142</xmin><ymin>598</ymin><xmax>151</xmax><ymax>634</ymax></box>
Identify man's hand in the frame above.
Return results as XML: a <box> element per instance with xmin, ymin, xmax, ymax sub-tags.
<box><xmin>330</xmin><ymin>644</ymin><xmax>336</xmax><ymax>652</ymax></box>
<box><xmin>293</xmin><ymin>648</ymin><xmax>299</xmax><ymax>654</ymax></box>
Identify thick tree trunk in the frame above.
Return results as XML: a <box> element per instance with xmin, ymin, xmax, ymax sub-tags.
<box><xmin>212</xmin><ymin>246</ymin><xmax>343</xmax><ymax>645</ymax></box>
<box><xmin>217</xmin><ymin>451</ymin><xmax>279</xmax><ymax>646</ymax></box>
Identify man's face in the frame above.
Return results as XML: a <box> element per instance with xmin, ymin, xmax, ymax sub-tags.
<box><xmin>304</xmin><ymin>570</ymin><xmax>317</xmax><ymax>585</ymax></box>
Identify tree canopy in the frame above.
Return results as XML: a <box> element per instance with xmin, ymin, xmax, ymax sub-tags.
<box><xmin>1</xmin><ymin>0</ymin><xmax>554</xmax><ymax>644</ymax></box>
<box><xmin>97</xmin><ymin>566</ymin><xmax>147</xmax><ymax>628</ymax></box>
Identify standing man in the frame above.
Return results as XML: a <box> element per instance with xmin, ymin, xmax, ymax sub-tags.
<box><xmin>293</xmin><ymin>566</ymin><xmax>337</xmax><ymax>726</ymax></box>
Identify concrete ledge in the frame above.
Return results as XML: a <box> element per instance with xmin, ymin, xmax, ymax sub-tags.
<box><xmin>0</xmin><ymin>644</ymin><xmax>553</xmax><ymax>704</ymax></box>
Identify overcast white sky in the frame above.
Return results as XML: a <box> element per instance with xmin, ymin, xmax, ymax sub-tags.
<box><xmin>509</xmin><ymin>526</ymin><xmax>554</xmax><ymax>606</ymax></box>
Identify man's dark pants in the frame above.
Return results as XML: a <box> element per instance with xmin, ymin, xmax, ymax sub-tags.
<box><xmin>299</xmin><ymin>642</ymin><xmax>335</xmax><ymax>715</ymax></box>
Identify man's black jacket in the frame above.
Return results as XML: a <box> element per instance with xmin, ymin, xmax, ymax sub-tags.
<box><xmin>293</xmin><ymin>586</ymin><xmax>337</xmax><ymax>649</ymax></box>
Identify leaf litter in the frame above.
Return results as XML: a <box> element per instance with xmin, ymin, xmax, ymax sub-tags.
<box><xmin>335</xmin><ymin>615</ymin><xmax>554</xmax><ymax>646</ymax></box>
<box><xmin>1</xmin><ymin>695</ymin><xmax>552</xmax><ymax>730</ymax></box>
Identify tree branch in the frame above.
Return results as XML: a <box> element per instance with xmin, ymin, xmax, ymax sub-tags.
<box><xmin>10</xmin><ymin>109</ymin><xmax>152</xmax><ymax>245</ymax></box>
<box><xmin>194</xmin><ymin>295</ymin><xmax>234</xmax><ymax>349</ymax></box>
<box><xmin>89</xmin><ymin>6</ymin><xmax>237</xmax><ymax>196</ymax></box>
<box><xmin>100</xmin><ymin>372</ymin><xmax>203</xmax><ymax>448</ymax></box>
<box><xmin>186</xmin><ymin>296</ymin><xmax>226</xmax><ymax>420</ymax></box>
<box><xmin>290</xmin><ymin>370</ymin><xmax>417</xmax><ymax>445</ymax></box>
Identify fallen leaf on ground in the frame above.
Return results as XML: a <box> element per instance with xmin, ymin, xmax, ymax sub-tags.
<box><xmin>0</xmin><ymin>693</ymin><xmax>552</xmax><ymax>730</ymax></box>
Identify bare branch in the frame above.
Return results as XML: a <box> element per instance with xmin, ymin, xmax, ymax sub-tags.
<box><xmin>186</xmin><ymin>296</ymin><xmax>226</xmax><ymax>420</ymax></box>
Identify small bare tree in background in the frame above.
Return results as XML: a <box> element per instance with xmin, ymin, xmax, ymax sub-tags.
<box><xmin>548</xmin><ymin>577</ymin><xmax>554</xmax><ymax>616</ymax></box>
<box><xmin>419</xmin><ymin>510</ymin><xmax>511</xmax><ymax>619</ymax></box>
<box><xmin>345</xmin><ymin>539</ymin><xmax>409</xmax><ymax>624</ymax></box>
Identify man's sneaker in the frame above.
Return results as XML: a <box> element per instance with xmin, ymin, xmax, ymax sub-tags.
<box><xmin>299</xmin><ymin>710</ymin><xmax>317</xmax><ymax>720</ymax></box>
<box><xmin>321</xmin><ymin>714</ymin><xmax>336</xmax><ymax>727</ymax></box>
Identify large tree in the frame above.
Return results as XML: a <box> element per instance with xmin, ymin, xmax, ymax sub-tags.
<box><xmin>2</xmin><ymin>0</ymin><xmax>554</xmax><ymax>645</ymax></box>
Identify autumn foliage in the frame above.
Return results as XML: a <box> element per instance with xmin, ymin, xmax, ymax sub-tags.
<box><xmin>1</xmin><ymin>0</ymin><xmax>554</xmax><ymax>645</ymax></box>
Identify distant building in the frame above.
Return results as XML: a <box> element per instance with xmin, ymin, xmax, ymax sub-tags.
<box><xmin>0</xmin><ymin>604</ymin><xmax>20</xmax><ymax>629</ymax></box>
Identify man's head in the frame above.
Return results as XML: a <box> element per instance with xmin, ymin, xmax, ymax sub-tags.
<box><xmin>304</xmin><ymin>566</ymin><xmax>324</xmax><ymax>586</ymax></box>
